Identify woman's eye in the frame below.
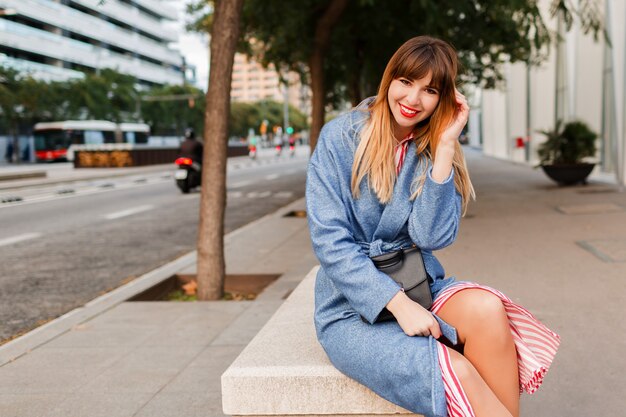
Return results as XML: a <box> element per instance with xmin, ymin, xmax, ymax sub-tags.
<box><xmin>426</xmin><ymin>88</ymin><xmax>438</xmax><ymax>95</ymax></box>
<box><xmin>399</xmin><ymin>79</ymin><xmax>411</xmax><ymax>86</ymax></box>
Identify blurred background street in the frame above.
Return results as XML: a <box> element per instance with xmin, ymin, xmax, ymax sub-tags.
<box><xmin>1</xmin><ymin>0</ymin><xmax>626</xmax><ymax>416</ymax></box>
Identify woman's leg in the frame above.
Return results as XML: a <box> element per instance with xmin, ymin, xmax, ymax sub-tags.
<box><xmin>445</xmin><ymin>347</ymin><xmax>513</xmax><ymax>417</ymax></box>
<box><xmin>436</xmin><ymin>289</ymin><xmax>520</xmax><ymax>417</ymax></box>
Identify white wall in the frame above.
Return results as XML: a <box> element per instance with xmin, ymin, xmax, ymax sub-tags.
<box><xmin>607</xmin><ymin>0</ymin><xmax>626</xmax><ymax>185</ymax></box>
<box><xmin>481</xmin><ymin>89</ymin><xmax>509</xmax><ymax>159</ymax></box>
<box><xmin>479</xmin><ymin>0</ymin><xmax>626</xmax><ymax>187</ymax></box>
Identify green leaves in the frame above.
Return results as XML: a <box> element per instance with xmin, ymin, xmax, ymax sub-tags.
<box><xmin>229</xmin><ymin>100</ymin><xmax>308</xmax><ymax>138</ymax></box>
<box><xmin>537</xmin><ymin>120</ymin><xmax>598</xmax><ymax>165</ymax></box>
<box><xmin>141</xmin><ymin>84</ymin><xmax>205</xmax><ymax>137</ymax></box>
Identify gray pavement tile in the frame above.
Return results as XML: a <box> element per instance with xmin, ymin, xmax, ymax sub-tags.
<box><xmin>0</xmin><ymin>364</ymin><xmax>99</xmax><ymax>394</ymax></box>
<box><xmin>160</xmin><ymin>346</ymin><xmax>243</xmax><ymax>394</ymax></box>
<box><xmin>76</xmin><ymin>366</ymin><xmax>180</xmax><ymax>394</ymax></box>
<box><xmin>187</xmin><ymin>345</ymin><xmax>244</xmax><ymax>369</ymax></box>
<box><xmin>209</xmin><ymin>300</ymin><xmax>284</xmax><ymax>347</ymax></box>
<box><xmin>134</xmin><ymin>391</ymin><xmax>224</xmax><ymax>417</ymax></box>
<box><xmin>103</xmin><ymin>346</ymin><xmax>201</xmax><ymax>371</ymax></box>
<box><xmin>0</xmin><ymin>393</ymin><xmax>63</xmax><ymax>417</ymax></box>
<box><xmin>556</xmin><ymin>202</ymin><xmax>625</xmax><ymax>215</ymax></box>
<box><xmin>577</xmin><ymin>238</ymin><xmax>626</xmax><ymax>262</ymax></box>
<box><xmin>2</xmin><ymin>346</ymin><xmax>130</xmax><ymax>371</ymax></box>
<box><xmin>46</xmin><ymin>392</ymin><xmax>154</xmax><ymax>417</ymax></box>
<box><xmin>139</xmin><ymin>303</ymin><xmax>251</xmax><ymax>347</ymax></box>
<box><xmin>86</xmin><ymin>302</ymin><xmax>190</xmax><ymax>326</ymax></box>
<box><xmin>43</xmin><ymin>323</ymin><xmax>159</xmax><ymax>349</ymax></box>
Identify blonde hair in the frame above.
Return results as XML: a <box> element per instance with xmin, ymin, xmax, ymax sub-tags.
<box><xmin>350</xmin><ymin>36</ymin><xmax>475</xmax><ymax>214</ymax></box>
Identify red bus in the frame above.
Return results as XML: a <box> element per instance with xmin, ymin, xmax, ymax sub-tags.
<box><xmin>33</xmin><ymin>120</ymin><xmax>149</xmax><ymax>162</ymax></box>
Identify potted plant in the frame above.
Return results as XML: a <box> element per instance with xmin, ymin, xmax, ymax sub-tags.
<box><xmin>537</xmin><ymin>120</ymin><xmax>598</xmax><ymax>185</ymax></box>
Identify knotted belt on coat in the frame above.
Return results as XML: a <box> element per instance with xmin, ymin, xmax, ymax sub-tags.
<box><xmin>357</xmin><ymin>238</ymin><xmax>414</xmax><ymax>257</ymax></box>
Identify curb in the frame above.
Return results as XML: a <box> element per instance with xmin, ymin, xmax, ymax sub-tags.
<box><xmin>0</xmin><ymin>164</ymin><xmax>174</xmax><ymax>191</ymax></box>
<box><xmin>0</xmin><ymin>251</ymin><xmax>196</xmax><ymax>366</ymax></box>
<box><xmin>0</xmin><ymin>196</ymin><xmax>309</xmax><ymax>367</ymax></box>
<box><xmin>0</xmin><ymin>171</ymin><xmax>47</xmax><ymax>182</ymax></box>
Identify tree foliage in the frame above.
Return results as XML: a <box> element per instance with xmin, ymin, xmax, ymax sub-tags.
<box><xmin>0</xmin><ymin>66</ymin><xmax>139</xmax><ymax>134</ymax></box>
<box><xmin>1</xmin><ymin>66</ymin><xmax>294</xmax><ymax>140</ymax></box>
<box><xmin>187</xmin><ymin>0</ymin><xmax>604</xmax><ymax>149</ymax></box>
<box><xmin>141</xmin><ymin>84</ymin><xmax>206</xmax><ymax>136</ymax></box>
<box><xmin>229</xmin><ymin>100</ymin><xmax>308</xmax><ymax>137</ymax></box>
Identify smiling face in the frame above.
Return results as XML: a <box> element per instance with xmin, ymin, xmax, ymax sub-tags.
<box><xmin>387</xmin><ymin>73</ymin><xmax>440</xmax><ymax>140</ymax></box>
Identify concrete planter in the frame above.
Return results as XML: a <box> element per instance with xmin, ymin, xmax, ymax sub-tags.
<box><xmin>540</xmin><ymin>163</ymin><xmax>595</xmax><ymax>185</ymax></box>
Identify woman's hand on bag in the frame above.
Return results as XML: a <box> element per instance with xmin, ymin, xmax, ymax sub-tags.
<box><xmin>386</xmin><ymin>291</ymin><xmax>442</xmax><ymax>338</ymax></box>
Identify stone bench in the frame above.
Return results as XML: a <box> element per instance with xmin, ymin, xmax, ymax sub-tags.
<box><xmin>221</xmin><ymin>266</ymin><xmax>422</xmax><ymax>417</ymax></box>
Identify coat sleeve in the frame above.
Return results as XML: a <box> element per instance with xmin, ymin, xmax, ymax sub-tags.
<box><xmin>408</xmin><ymin>167</ymin><xmax>462</xmax><ymax>251</ymax></box>
<box><xmin>306</xmin><ymin>128</ymin><xmax>401</xmax><ymax>324</ymax></box>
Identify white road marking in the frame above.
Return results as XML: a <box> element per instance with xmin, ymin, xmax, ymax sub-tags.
<box><xmin>265</xmin><ymin>174</ymin><xmax>279</xmax><ymax>180</ymax></box>
<box><xmin>245</xmin><ymin>191</ymin><xmax>272</xmax><ymax>198</ymax></box>
<box><xmin>229</xmin><ymin>180</ymin><xmax>252</xmax><ymax>188</ymax></box>
<box><xmin>227</xmin><ymin>191</ymin><xmax>243</xmax><ymax>198</ymax></box>
<box><xmin>104</xmin><ymin>204</ymin><xmax>154</xmax><ymax>220</ymax></box>
<box><xmin>0</xmin><ymin>233</ymin><xmax>42</xmax><ymax>247</ymax></box>
<box><xmin>274</xmin><ymin>191</ymin><xmax>294</xmax><ymax>198</ymax></box>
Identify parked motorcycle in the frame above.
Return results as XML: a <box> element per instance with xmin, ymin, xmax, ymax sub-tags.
<box><xmin>174</xmin><ymin>157</ymin><xmax>201</xmax><ymax>193</ymax></box>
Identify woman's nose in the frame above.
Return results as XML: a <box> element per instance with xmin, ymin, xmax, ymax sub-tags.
<box><xmin>407</xmin><ymin>88</ymin><xmax>422</xmax><ymax>106</ymax></box>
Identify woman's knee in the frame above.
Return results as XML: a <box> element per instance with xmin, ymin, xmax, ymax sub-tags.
<box><xmin>466</xmin><ymin>291</ymin><xmax>513</xmax><ymax>347</ymax></box>
<box><xmin>447</xmin><ymin>347</ymin><xmax>480</xmax><ymax>385</ymax></box>
<box><xmin>441</xmin><ymin>289</ymin><xmax>510</xmax><ymax>343</ymax></box>
<box><xmin>469</xmin><ymin>291</ymin><xmax>507</xmax><ymax>322</ymax></box>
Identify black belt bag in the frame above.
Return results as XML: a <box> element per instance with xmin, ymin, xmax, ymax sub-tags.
<box><xmin>370</xmin><ymin>246</ymin><xmax>432</xmax><ymax>322</ymax></box>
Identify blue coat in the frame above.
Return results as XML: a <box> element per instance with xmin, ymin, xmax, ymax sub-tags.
<box><xmin>306</xmin><ymin>108</ymin><xmax>462</xmax><ymax>417</ymax></box>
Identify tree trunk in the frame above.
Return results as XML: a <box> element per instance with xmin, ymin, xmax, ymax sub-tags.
<box><xmin>196</xmin><ymin>0</ymin><xmax>244</xmax><ymax>301</ymax></box>
<box><xmin>349</xmin><ymin>38</ymin><xmax>365</xmax><ymax>107</ymax></box>
<box><xmin>308</xmin><ymin>0</ymin><xmax>349</xmax><ymax>151</ymax></box>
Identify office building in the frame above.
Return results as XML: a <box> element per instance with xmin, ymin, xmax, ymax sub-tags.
<box><xmin>0</xmin><ymin>0</ymin><xmax>184</xmax><ymax>85</ymax></box>
<box><xmin>231</xmin><ymin>53</ymin><xmax>310</xmax><ymax>117</ymax></box>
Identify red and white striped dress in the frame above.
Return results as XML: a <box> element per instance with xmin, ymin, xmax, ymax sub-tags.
<box><xmin>393</xmin><ymin>139</ymin><xmax>561</xmax><ymax>416</ymax></box>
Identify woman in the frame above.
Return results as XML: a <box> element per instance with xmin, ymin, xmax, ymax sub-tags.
<box><xmin>305</xmin><ymin>36</ymin><xmax>559</xmax><ymax>417</ymax></box>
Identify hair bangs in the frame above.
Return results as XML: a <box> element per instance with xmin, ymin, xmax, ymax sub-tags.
<box><xmin>392</xmin><ymin>46</ymin><xmax>447</xmax><ymax>91</ymax></box>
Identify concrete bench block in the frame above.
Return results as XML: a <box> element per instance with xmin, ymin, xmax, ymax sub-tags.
<box><xmin>222</xmin><ymin>266</ymin><xmax>421</xmax><ymax>416</ymax></box>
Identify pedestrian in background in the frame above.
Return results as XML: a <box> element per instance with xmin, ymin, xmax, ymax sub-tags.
<box><xmin>306</xmin><ymin>36</ymin><xmax>559</xmax><ymax>417</ymax></box>
<box><xmin>5</xmin><ymin>141</ymin><xmax>13</xmax><ymax>163</ymax></box>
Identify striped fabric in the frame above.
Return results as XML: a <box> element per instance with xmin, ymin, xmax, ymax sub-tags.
<box><xmin>394</xmin><ymin>133</ymin><xmax>414</xmax><ymax>175</ymax></box>
<box><xmin>436</xmin><ymin>342</ymin><xmax>476</xmax><ymax>417</ymax></box>
<box><xmin>391</xmin><ymin>147</ymin><xmax>559</xmax><ymax>415</ymax></box>
<box><xmin>431</xmin><ymin>283</ymin><xmax>561</xmax><ymax>416</ymax></box>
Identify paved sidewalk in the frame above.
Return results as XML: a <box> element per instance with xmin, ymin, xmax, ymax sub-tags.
<box><xmin>1</xmin><ymin>148</ymin><xmax>624</xmax><ymax>416</ymax></box>
<box><xmin>0</xmin><ymin>196</ymin><xmax>317</xmax><ymax>417</ymax></box>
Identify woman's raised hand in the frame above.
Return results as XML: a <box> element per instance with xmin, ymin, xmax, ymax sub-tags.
<box><xmin>386</xmin><ymin>291</ymin><xmax>442</xmax><ymax>338</ymax></box>
<box><xmin>439</xmin><ymin>88</ymin><xmax>469</xmax><ymax>150</ymax></box>
<box><xmin>431</xmin><ymin>88</ymin><xmax>469</xmax><ymax>183</ymax></box>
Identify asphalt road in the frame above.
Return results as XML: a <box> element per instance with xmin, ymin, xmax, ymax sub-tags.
<box><xmin>0</xmin><ymin>152</ymin><xmax>308</xmax><ymax>343</ymax></box>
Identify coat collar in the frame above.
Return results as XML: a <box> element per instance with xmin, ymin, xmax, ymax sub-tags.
<box><xmin>371</xmin><ymin>141</ymin><xmax>421</xmax><ymax>248</ymax></box>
